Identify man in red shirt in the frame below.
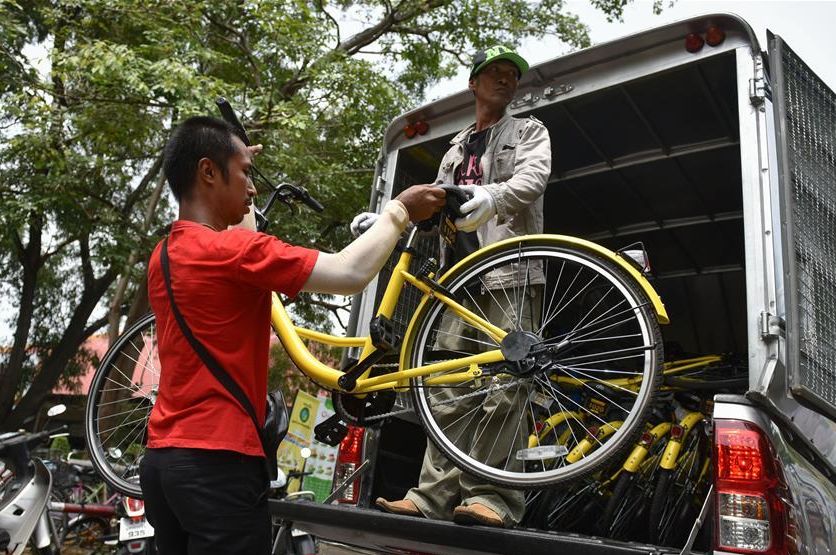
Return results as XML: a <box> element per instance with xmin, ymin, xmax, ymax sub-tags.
<box><xmin>140</xmin><ymin>116</ymin><xmax>444</xmax><ymax>554</ymax></box>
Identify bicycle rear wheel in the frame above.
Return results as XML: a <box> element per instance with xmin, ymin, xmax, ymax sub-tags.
<box><xmin>405</xmin><ymin>237</ymin><xmax>664</xmax><ymax>488</ymax></box>
<box><xmin>84</xmin><ymin>312</ymin><xmax>158</xmax><ymax>498</ymax></box>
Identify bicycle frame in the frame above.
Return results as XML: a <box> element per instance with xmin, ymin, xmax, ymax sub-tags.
<box><xmin>270</xmin><ymin>228</ymin><xmax>672</xmax><ymax>395</ymax></box>
<box><xmin>270</xmin><ymin>227</ymin><xmax>508</xmax><ymax>393</ymax></box>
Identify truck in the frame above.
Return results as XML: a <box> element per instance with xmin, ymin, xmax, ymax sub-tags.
<box><xmin>271</xmin><ymin>13</ymin><xmax>836</xmax><ymax>554</ymax></box>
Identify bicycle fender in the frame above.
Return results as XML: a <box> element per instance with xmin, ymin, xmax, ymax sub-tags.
<box><xmin>625</xmin><ymin>422</ymin><xmax>673</xmax><ymax>471</ymax></box>
<box><xmin>660</xmin><ymin>441</ymin><xmax>683</xmax><ymax>470</ymax></box>
<box><xmin>439</xmin><ymin>234</ymin><xmax>670</xmax><ymax>325</ymax></box>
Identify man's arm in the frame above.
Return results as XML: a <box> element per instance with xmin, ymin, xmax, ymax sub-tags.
<box><xmin>302</xmin><ymin>185</ymin><xmax>445</xmax><ymax>295</ymax></box>
<box><xmin>483</xmin><ymin>120</ymin><xmax>551</xmax><ymax>223</ymax></box>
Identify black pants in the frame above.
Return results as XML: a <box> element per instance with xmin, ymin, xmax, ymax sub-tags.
<box><xmin>139</xmin><ymin>447</ymin><xmax>271</xmax><ymax>555</ymax></box>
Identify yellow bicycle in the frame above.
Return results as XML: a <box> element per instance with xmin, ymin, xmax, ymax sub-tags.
<box><xmin>84</xmin><ymin>191</ymin><xmax>669</xmax><ymax>498</ymax></box>
<box><xmin>85</xmin><ymin>108</ymin><xmax>669</xmax><ymax>499</ymax></box>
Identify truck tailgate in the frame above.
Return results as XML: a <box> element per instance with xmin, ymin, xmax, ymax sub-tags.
<box><xmin>269</xmin><ymin>500</ymin><xmax>685</xmax><ymax>555</ymax></box>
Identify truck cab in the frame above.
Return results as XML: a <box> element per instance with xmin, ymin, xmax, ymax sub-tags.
<box><xmin>272</xmin><ymin>13</ymin><xmax>836</xmax><ymax>554</ymax></box>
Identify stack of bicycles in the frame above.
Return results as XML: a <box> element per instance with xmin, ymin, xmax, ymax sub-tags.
<box><xmin>522</xmin><ymin>355</ymin><xmax>746</xmax><ymax>547</ymax></box>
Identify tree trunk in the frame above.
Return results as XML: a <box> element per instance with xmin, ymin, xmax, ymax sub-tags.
<box><xmin>107</xmin><ymin>168</ymin><xmax>166</xmax><ymax>345</ymax></box>
<box><xmin>3</xmin><ymin>271</ymin><xmax>116</xmax><ymax>430</ymax></box>
<box><xmin>0</xmin><ymin>221</ymin><xmax>42</xmax><ymax>426</ymax></box>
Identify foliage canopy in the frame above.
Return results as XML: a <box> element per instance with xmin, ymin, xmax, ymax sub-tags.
<box><xmin>0</xmin><ymin>0</ymin><xmax>648</xmax><ymax>428</ymax></box>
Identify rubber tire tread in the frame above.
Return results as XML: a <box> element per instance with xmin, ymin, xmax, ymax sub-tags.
<box><xmin>648</xmin><ymin>468</ymin><xmax>673</xmax><ymax>544</ymax></box>
<box><xmin>405</xmin><ymin>239</ymin><xmax>664</xmax><ymax>489</ymax></box>
<box><xmin>84</xmin><ymin>311</ymin><xmax>156</xmax><ymax>499</ymax></box>
<box><xmin>600</xmin><ymin>470</ymin><xmax>634</xmax><ymax>536</ymax></box>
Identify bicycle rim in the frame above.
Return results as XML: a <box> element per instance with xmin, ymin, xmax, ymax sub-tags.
<box><xmin>407</xmin><ymin>238</ymin><xmax>663</xmax><ymax>488</ymax></box>
<box><xmin>84</xmin><ymin>312</ymin><xmax>158</xmax><ymax>498</ymax></box>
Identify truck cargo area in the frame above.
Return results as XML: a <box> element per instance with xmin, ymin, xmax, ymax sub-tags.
<box><xmin>365</xmin><ymin>46</ymin><xmax>746</xmax><ymax>552</ymax></box>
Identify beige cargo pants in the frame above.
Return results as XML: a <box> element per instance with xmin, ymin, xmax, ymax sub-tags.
<box><xmin>406</xmin><ymin>285</ymin><xmax>542</xmax><ymax>527</ymax></box>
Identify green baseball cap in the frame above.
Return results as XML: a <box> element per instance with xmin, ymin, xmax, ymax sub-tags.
<box><xmin>470</xmin><ymin>45</ymin><xmax>529</xmax><ymax>79</ymax></box>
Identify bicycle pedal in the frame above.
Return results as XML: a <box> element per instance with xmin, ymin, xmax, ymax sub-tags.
<box><xmin>370</xmin><ymin>316</ymin><xmax>400</xmax><ymax>351</ymax></box>
<box><xmin>314</xmin><ymin>414</ymin><xmax>348</xmax><ymax>446</ymax></box>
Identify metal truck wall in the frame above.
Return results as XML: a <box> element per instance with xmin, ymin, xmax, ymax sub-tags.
<box><xmin>771</xmin><ymin>33</ymin><xmax>836</xmax><ymax>420</ymax></box>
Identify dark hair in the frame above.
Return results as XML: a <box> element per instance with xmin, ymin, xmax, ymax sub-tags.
<box><xmin>163</xmin><ymin>116</ymin><xmax>240</xmax><ymax>201</ymax></box>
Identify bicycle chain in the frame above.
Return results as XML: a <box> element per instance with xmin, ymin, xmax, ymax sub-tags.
<box><xmin>343</xmin><ymin>361</ymin><xmax>526</xmax><ymax>423</ymax></box>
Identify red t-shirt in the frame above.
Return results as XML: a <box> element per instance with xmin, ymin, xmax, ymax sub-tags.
<box><xmin>146</xmin><ymin>221</ymin><xmax>318</xmax><ymax>457</ymax></box>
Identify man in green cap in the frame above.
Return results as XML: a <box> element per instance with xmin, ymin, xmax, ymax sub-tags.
<box><xmin>363</xmin><ymin>45</ymin><xmax>552</xmax><ymax>528</ymax></box>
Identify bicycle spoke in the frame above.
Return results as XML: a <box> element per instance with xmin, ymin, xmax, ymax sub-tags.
<box><xmin>557</xmin><ymin>344</ymin><xmax>656</xmax><ymax>365</ymax></box>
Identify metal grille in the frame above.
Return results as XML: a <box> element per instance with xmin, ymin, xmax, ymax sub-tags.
<box><xmin>774</xmin><ymin>36</ymin><xmax>836</xmax><ymax>418</ymax></box>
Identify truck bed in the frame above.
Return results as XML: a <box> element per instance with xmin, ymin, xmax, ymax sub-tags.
<box><xmin>269</xmin><ymin>500</ymin><xmax>688</xmax><ymax>555</ymax></box>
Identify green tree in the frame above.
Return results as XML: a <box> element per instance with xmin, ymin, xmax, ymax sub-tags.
<box><xmin>0</xmin><ymin>0</ymin><xmax>647</xmax><ymax>430</ymax></box>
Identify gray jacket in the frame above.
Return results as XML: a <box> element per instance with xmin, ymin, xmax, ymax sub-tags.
<box><xmin>434</xmin><ymin>114</ymin><xmax>552</xmax><ymax>288</ymax></box>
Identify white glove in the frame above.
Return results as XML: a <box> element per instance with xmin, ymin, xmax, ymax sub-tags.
<box><xmin>350</xmin><ymin>212</ymin><xmax>379</xmax><ymax>237</ymax></box>
<box><xmin>454</xmin><ymin>185</ymin><xmax>496</xmax><ymax>232</ymax></box>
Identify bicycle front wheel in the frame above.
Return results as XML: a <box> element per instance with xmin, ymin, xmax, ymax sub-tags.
<box><xmin>84</xmin><ymin>312</ymin><xmax>159</xmax><ymax>498</ymax></box>
<box><xmin>404</xmin><ymin>237</ymin><xmax>663</xmax><ymax>488</ymax></box>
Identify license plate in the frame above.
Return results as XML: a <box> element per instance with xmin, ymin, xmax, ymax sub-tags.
<box><xmin>119</xmin><ymin>517</ymin><xmax>155</xmax><ymax>541</ymax></box>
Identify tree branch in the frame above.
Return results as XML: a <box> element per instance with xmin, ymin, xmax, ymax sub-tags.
<box><xmin>205</xmin><ymin>14</ymin><xmax>262</xmax><ymax>86</ymax></box>
<box><xmin>79</xmin><ymin>234</ymin><xmax>94</xmax><ymax>288</ymax></box>
<box><xmin>83</xmin><ymin>314</ymin><xmax>111</xmax><ymax>339</ymax></box>
<box><xmin>314</xmin><ymin>0</ymin><xmax>341</xmax><ymax>47</ymax></box>
<box><xmin>122</xmin><ymin>152</ymin><xmax>163</xmax><ymax>216</ymax></box>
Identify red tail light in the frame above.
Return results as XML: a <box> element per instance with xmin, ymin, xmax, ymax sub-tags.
<box><xmin>685</xmin><ymin>33</ymin><xmax>705</xmax><ymax>53</ymax></box>
<box><xmin>404</xmin><ymin>124</ymin><xmax>417</xmax><ymax>139</ymax></box>
<box><xmin>705</xmin><ymin>26</ymin><xmax>726</xmax><ymax>47</ymax></box>
<box><xmin>713</xmin><ymin>420</ymin><xmax>797</xmax><ymax>554</ymax></box>
<box><xmin>123</xmin><ymin>496</ymin><xmax>145</xmax><ymax>518</ymax></box>
<box><xmin>333</xmin><ymin>425</ymin><xmax>364</xmax><ymax>504</ymax></box>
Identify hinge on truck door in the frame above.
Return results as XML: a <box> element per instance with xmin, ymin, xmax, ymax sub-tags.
<box><xmin>749</xmin><ymin>56</ymin><xmax>767</xmax><ymax>106</ymax></box>
<box><xmin>510</xmin><ymin>92</ymin><xmax>540</xmax><ymax>109</ymax></box>
<box><xmin>749</xmin><ymin>77</ymin><xmax>766</xmax><ymax>106</ymax></box>
<box><xmin>760</xmin><ymin>311</ymin><xmax>785</xmax><ymax>340</ymax></box>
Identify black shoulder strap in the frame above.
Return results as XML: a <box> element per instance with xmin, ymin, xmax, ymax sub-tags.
<box><xmin>160</xmin><ymin>236</ymin><xmax>262</xmax><ymax>432</ymax></box>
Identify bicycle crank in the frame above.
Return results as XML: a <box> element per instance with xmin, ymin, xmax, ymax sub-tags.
<box><xmin>333</xmin><ymin>390</ymin><xmax>397</xmax><ymax>426</ymax></box>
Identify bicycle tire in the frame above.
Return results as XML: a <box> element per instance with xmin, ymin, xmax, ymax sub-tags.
<box><xmin>405</xmin><ymin>237</ymin><xmax>664</xmax><ymax>488</ymax></box>
<box><xmin>85</xmin><ymin>312</ymin><xmax>159</xmax><ymax>498</ymax></box>
<box><xmin>599</xmin><ymin>470</ymin><xmax>634</xmax><ymax>535</ymax></box>
<box><xmin>647</xmin><ymin>429</ymin><xmax>706</xmax><ymax>545</ymax></box>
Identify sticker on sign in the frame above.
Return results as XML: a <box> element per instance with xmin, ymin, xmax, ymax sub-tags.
<box><xmin>119</xmin><ymin>517</ymin><xmax>155</xmax><ymax>541</ymax></box>
<box><xmin>515</xmin><ymin>445</ymin><xmax>569</xmax><ymax>461</ymax></box>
